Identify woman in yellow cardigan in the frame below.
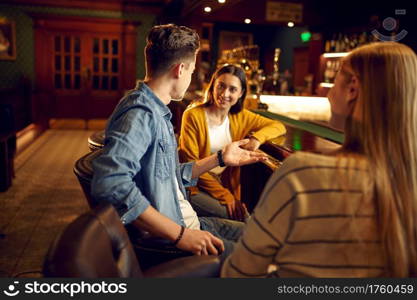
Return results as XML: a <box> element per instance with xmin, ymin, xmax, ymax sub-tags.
<box><xmin>179</xmin><ymin>64</ymin><xmax>286</xmax><ymax>221</ymax></box>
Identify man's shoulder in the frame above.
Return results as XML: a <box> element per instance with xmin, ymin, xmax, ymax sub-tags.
<box><xmin>122</xmin><ymin>89</ymin><xmax>148</xmax><ymax>105</ymax></box>
<box><xmin>107</xmin><ymin>92</ymin><xmax>157</xmax><ymax>131</ymax></box>
<box><xmin>116</xmin><ymin>90</ymin><xmax>156</xmax><ymax>114</ymax></box>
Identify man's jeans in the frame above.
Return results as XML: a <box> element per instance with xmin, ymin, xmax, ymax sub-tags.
<box><xmin>199</xmin><ymin>217</ymin><xmax>244</xmax><ymax>261</ymax></box>
<box><xmin>190</xmin><ymin>192</ymin><xmax>229</xmax><ymax>219</ymax></box>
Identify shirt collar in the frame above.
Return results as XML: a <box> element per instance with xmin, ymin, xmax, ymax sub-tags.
<box><xmin>135</xmin><ymin>81</ymin><xmax>172</xmax><ymax>120</ymax></box>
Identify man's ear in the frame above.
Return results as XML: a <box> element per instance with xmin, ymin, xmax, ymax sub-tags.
<box><xmin>173</xmin><ymin>63</ymin><xmax>185</xmax><ymax>79</ymax></box>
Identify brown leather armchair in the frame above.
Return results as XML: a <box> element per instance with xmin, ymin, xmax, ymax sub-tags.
<box><xmin>43</xmin><ymin>204</ymin><xmax>220</xmax><ymax>278</ymax></box>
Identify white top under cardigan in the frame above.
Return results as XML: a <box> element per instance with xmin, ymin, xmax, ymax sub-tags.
<box><xmin>205</xmin><ymin>110</ymin><xmax>232</xmax><ymax>175</ymax></box>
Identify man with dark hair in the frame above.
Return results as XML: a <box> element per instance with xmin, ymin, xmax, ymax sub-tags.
<box><xmin>145</xmin><ymin>24</ymin><xmax>200</xmax><ymax>78</ymax></box>
<box><xmin>91</xmin><ymin>24</ymin><xmax>266</xmax><ymax>258</ymax></box>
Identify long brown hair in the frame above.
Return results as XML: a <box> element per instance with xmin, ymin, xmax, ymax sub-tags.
<box><xmin>343</xmin><ymin>42</ymin><xmax>417</xmax><ymax>276</ymax></box>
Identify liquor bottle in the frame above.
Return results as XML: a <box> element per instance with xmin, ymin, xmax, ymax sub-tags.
<box><xmin>330</xmin><ymin>34</ymin><xmax>336</xmax><ymax>52</ymax></box>
<box><xmin>359</xmin><ymin>32</ymin><xmax>367</xmax><ymax>46</ymax></box>
<box><xmin>272</xmin><ymin>48</ymin><xmax>281</xmax><ymax>86</ymax></box>
<box><xmin>328</xmin><ymin>61</ymin><xmax>335</xmax><ymax>83</ymax></box>
<box><xmin>335</xmin><ymin>33</ymin><xmax>343</xmax><ymax>52</ymax></box>
<box><xmin>263</xmin><ymin>48</ymin><xmax>281</xmax><ymax>95</ymax></box>
<box><xmin>339</xmin><ymin>37</ymin><xmax>345</xmax><ymax>52</ymax></box>
<box><xmin>325</xmin><ymin>39</ymin><xmax>330</xmax><ymax>53</ymax></box>
<box><xmin>324</xmin><ymin>60</ymin><xmax>331</xmax><ymax>83</ymax></box>
<box><xmin>350</xmin><ymin>33</ymin><xmax>358</xmax><ymax>49</ymax></box>
<box><xmin>343</xmin><ymin>34</ymin><xmax>350</xmax><ymax>52</ymax></box>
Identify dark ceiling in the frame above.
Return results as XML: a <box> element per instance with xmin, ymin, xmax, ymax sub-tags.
<box><xmin>157</xmin><ymin>0</ymin><xmax>412</xmax><ymax>30</ymax></box>
<box><xmin>6</xmin><ymin>0</ymin><xmax>414</xmax><ymax>33</ymax></box>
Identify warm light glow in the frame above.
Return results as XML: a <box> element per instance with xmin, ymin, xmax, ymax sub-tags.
<box><xmin>204</xmin><ymin>6</ymin><xmax>212</xmax><ymax>12</ymax></box>
<box><xmin>259</xmin><ymin>95</ymin><xmax>331</xmax><ymax>121</ymax></box>
<box><xmin>287</xmin><ymin>21</ymin><xmax>294</xmax><ymax>27</ymax></box>
<box><xmin>244</xmin><ymin>18</ymin><xmax>251</xmax><ymax>24</ymax></box>
<box><xmin>260</xmin><ymin>95</ymin><xmax>329</xmax><ymax>102</ymax></box>
<box><xmin>319</xmin><ymin>82</ymin><xmax>334</xmax><ymax>88</ymax></box>
<box><xmin>323</xmin><ymin>52</ymin><xmax>349</xmax><ymax>58</ymax></box>
<box><xmin>218</xmin><ymin>0</ymin><xmax>226</xmax><ymax>3</ymax></box>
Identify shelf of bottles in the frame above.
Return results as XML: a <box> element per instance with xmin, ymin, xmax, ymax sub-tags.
<box><xmin>218</xmin><ymin>44</ymin><xmax>260</xmax><ymax>71</ymax></box>
<box><xmin>324</xmin><ymin>32</ymin><xmax>379</xmax><ymax>53</ymax></box>
<box><xmin>316</xmin><ymin>32</ymin><xmax>366</xmax><ymax>93</ymax></box>
<box><xmin>319</xmin><ymin>31</ymin><xmax>381</xmax><ymax>90</ymax></box>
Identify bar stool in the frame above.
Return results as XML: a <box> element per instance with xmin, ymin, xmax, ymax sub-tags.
<box><xmin>88</xmin><ymin>130</ymin><xmax>105</xmax><ymax>151</ymax></box>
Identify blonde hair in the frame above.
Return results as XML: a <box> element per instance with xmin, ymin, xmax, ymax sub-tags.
<box><xmin>343</xmin><ymin>42</ymin><xmax>417</xmax><ymax>276</ymax></box>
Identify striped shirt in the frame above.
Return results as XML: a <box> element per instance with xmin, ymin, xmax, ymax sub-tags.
<box><xmin>221</xmin><ymin>151</ymin><xmax>385</xmax><ymax>277</ymax></box>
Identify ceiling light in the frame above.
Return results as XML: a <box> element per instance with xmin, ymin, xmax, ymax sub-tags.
<box><xmin>218</xmin><ymin>0</ymin><xmax>226</xmax><ymax>3</ymax></box>
<box><xmin>244</xmin><ymin>18</ymin><xmax>251</xmax><ymax>24</ymax></box>
<box><xmin>204</xmin><ymin>6</ymin><xmax>212</xmax><ymax>13</ymax></box>
<box><xmin>287</xmin><ymin>21</ymin><xmax>294</xmax><ymax>27</ymax></box>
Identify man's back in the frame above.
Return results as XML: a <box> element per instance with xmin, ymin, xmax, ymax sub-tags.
<box><xmin>91</xmin><ymin>82</ymin><xmax>196</xmax><ymax>227</ymax></box>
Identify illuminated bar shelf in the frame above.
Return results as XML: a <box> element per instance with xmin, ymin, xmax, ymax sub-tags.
<box><xmin>319</xmin><ymin>82</ymin><xmax>334</xmax><ymax>88</ymax></box>
<box><xmin>322</xmin><ymin>52</ymin><xmax>349</xmax><ymax>58</ymax></box>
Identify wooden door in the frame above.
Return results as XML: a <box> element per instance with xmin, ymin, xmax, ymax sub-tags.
<box><xmin>293</xmin><ymin>46</ymin><xmax>310</xmax><ymax>89</ymax></box>
<box><xmin>34</xmin><ymin>15</ymin><xmax>138</xmax><ymax>122</ymax></box>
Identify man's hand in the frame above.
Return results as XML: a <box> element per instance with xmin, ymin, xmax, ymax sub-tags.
<box><xmin>176</xmin><ymin>228</ymin><xmax>225</xmax><ymax>256</ymax></box>
<box><xmin>240</xmin><ymin>137</ymin><xmax>261</xmax><ymax>151</ymax></box>
<box><xmin>222</xmin><ymin>139</ymin><xmax>267</xmax><ymax>167</ymax></box>
<box><xmin>226</xmin><ymin>199</ymin><xmax>248</xmax><ymax>221</ymax></box>
<box><xmin>133</xmin><ymin>206</ymin><xmax>224</xmax><ymax>256</ymax></box>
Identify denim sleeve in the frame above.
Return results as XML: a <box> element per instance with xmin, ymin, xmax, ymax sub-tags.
<box><xmin>91</xmin><ymin>106</ymin><xmax>154</xmax><ymax>224</ymax></box>
<box><xmin>180</xmin><ymin>161</ymin><xmax>198</xmax><ymax>187</ymax></box>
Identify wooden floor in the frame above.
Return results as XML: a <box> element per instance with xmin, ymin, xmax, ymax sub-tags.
<box><xmin>0</xmin><ymin>129</ymin><xmax>94</xmax><ymax>277</ymax></box>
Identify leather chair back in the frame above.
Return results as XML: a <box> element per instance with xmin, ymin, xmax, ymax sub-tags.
<box><xmin>43</xmin><ymin>204</ymin><xmax>143</xmax><ymax>277</ymax></box>
<box><xmin>73</xmin><ymin>149</ymin><xmax>103</xmax><ymax>208</ymax></box>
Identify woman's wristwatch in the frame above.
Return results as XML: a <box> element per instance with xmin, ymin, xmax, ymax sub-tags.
<box><xmin>217</xmin><ymin>150</ymin><xmax>226</xmax><ymax>167</ymax></box>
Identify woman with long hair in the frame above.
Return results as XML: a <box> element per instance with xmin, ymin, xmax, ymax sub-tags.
<box><xmin>222</xmin><ymin>42</ymin><xmax>417</xmax><ymax>277</ymax></box>
<box><xmin>179</xmin><ymin>64</ymin><xmax>286</xmax><ymax>221</ymax></box>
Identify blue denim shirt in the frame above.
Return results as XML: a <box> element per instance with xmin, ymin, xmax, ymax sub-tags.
<box><xmin>91</xmin><ymin>82</ymin><xmax>197</xmax><ymax>226</ymax></box>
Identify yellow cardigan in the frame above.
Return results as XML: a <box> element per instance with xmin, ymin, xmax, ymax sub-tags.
<box><xmin>178</xmin><ymin>105</ymin><xmax>286</xmax><ymax>205</ymax></box>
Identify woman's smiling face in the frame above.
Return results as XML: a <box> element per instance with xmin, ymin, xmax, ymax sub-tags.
<box><xmin>212</xmin><ymin>73</ymin><xmax>243</xmax><ymax>111</ymax></box>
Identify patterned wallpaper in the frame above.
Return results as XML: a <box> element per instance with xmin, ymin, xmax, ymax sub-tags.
<box><xmin>0</xmin><ymin>3</ymin><xmax>156</xmax><ymax>89</ymax></box>
<box><xmin>0</xmin><ymin>6</ymin><xmax>34</xmax><ymax>89</ymax></box>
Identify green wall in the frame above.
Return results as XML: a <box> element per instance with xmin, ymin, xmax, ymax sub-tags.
<box><xmin>0</xmin><ymin>3</ymin><xmax>156</xmax><ymax>89</ymax></box>
<box><xmin>0</xmin><ymin>5</ymin><xmax>33</xmax><ymax>89</ymax></box>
